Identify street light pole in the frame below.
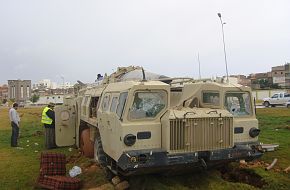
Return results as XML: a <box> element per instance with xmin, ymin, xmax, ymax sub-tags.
<box><xmin>217</xmin><ymin>13</ymin><xmax>229</xmax><ymax>83</ymax></box>
<box><xmin>61</xmin><ymin>76</ymin><xmax>65</xmax><ymax>94</ymax></box>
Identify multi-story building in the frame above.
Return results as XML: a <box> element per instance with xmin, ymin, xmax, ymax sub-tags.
<box><xmin>230</xmin><ymin>75</ymin><xmax>251</xmax><ymax>87</ymax></box>
<box><xmin>33</xmin><ymin>79</ymin><xmax>57</xmax><ymax>90</ymax></box>
<box><xmin>8</xmin><ymin>80</ymin><xmax>31</xmax><ymax>103</ymax></box>
<box><xmin>0</xmin><ymin>84</ymin><xmax>8</xmax><ymax>102</ymax></box>
<box><xmin>272</xmin><ymin>65</ymin><xmax>286</xmax><ymax>87</ymax></box>
<box><xmin>249</xmin><ymin>72</ymin><xmax>272</xmax><ymax>89</ymax></box>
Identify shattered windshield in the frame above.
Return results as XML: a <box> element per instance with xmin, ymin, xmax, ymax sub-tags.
<box><xmin>129</xmin><ymin>91</ymin><xmax>167</xmax><ymax>119</ymax></box>
<box><xmin>224</xmin><ymin>92</ymin><xmax>252</xmax><ymax>116</ymax></box>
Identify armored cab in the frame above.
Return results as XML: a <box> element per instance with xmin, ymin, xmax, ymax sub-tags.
<box><xmin>55</xmin><ymin>67</ymin><xmax>263</xmax><ymax>176</ymax></box>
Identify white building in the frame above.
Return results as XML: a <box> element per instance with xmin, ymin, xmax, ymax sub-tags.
<box><xmin>33</xmin><ymin>79</ymin><xmax>57</xmax><ymax>89</ymax></box>
<box><xmin>35</xmin><ymin>95</ymin><xmax>64</xmax><ymax>105</ymax></box>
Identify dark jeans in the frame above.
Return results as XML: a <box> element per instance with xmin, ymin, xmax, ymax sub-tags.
<box><xmin>11</xmin><ymin>122</ymin><xmax>19</xmax><ymax>147</ymax></box>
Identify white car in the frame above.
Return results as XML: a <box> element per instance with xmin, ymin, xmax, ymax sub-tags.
<box><xmin>285</xmin><ymin>100</ymin><xmax>290</xmax><ymax>108</ymax></box>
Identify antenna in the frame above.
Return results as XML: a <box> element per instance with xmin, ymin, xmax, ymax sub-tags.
<box><xmin>197</xmin><ymin>53</ymin><xmax>201</xmax><ymax>79</ymax></box>
<box><xmin>141</xmin><ymin>67</ymin><xmax>147</xmax><ymax>81</ymax></box>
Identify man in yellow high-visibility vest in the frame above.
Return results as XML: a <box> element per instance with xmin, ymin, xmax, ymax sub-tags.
<box><xmin>41</xmin><ymin>102</ymin><xmax>56</xmax><ymax>149</ymax></box>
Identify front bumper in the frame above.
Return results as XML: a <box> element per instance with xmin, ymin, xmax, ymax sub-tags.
<box><xmin>117</xmin><ymin>144</ymin><xmax>263</xmax><ymax>175</ymax></box>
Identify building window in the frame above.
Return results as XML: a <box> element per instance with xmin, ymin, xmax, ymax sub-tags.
<box><xmin>27</xmin><ymin>85</ymin><xmax>30</xmax><ymax>98</ymax></box>
<box><xmin>12</xmin><ymin>86</ymin><xmax>15</xmax><ymax>98</ymax></box>
<box><xmin>20</xmin><ymin>85</ymin><xmax>24</xmax><ymax>98</ymax></box>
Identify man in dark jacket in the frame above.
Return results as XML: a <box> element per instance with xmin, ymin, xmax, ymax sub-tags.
<box><xmin>41</xmin><ymin>102</ymin><xmax>56</xmax><ymax>149</ymax></box>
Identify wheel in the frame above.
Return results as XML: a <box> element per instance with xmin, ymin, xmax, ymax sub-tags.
<box><xmin>263</xmin><ymin>101</ymin><xmax>270</xmax><ymax>107</ymax></box>
<box><xmin>94</xmin><ymin>136</ymin><xmax>107</xmax><ymax>167</ymax></box>
<box><xmin>80</xmin><ymin>129</ymin><xmax>94</xmax><ymax>158</ymax></box>
<box><xmin>287</xmin><ymin>104</ymin><xmax>290</xmax><ymax>108</ymax></box>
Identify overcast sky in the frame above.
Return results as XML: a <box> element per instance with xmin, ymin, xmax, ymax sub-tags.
<box><xmin>0</xmin><ymin>0</ymin><xmax>289</xmax><ymax>84</ymax></box>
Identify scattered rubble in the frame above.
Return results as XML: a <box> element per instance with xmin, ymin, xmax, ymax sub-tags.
<box><xmin>284</xmin><ymin>166</ymin><xmax>290</xmax><ymax>173</ymax></box>
<box><xmin>88</xmin><ymin>183</ymin><xmax>114</xmax><ymax>190</ymax></box>
<box><xmin>32</xmin><ymin>130</ymin><xmax>44</xmax><ymax>136</ymax></box>
<box><xmin>265</xmin><ymin>158</ymin><xmax>278</xmax><ymax>171</ymax></box>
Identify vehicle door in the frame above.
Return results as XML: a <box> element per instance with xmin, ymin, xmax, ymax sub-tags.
<box><xmin>277</xmin><ymin>93</ymin><xmax>285</xmax><ymax>104</ymax></box>
<box><xmin>55</xmin><ymin>102</ymin><xmax>77</xmax><ymax>146</ymax></box>
<box><xmin>97</xmin><ymin>93</ymin><xmax>111</xmax><ymax>152</ymax></box>
<box><xmin>270</xmin><ymin>94</ymin><xmax>279</xmax><ymax>105</ymax></box>
<box><xmin>106</xmin><ymin>93</ymin><xmax>121</xmax><ymax>158</ymax></box>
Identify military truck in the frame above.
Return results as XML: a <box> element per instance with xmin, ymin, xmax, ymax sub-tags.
<box><xmin>55</xmin><ymin>66</ymin><xmax>263</xmax><ymax>176</ymax></box>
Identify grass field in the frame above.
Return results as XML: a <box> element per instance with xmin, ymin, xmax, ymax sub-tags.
<box><xmin>0</xmin><ymin>107</ymin><xmax>289</xmax><ymax>190</ymax></box>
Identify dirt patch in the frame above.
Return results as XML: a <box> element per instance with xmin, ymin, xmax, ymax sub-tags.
<box><xmin>66</xmin><ymin>151</ymin><xmax>83</xmax><ymax>164</ymax></box>
<box><xmin>32</xmin><ymin>130</ymin><xmax>44</xmax><ymax>136</ymax></box>
<box><xmin>219</xmin><ymin>165</ymin><xmax>267</xmax><ymax>188</ymax></box>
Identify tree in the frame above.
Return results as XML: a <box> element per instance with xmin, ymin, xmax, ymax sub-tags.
<box><xmin>258</xmin><ymin>79</ymin><xmax>270</xmax><ymax>89</ymax></box>
<box><xmin>30</xmin><ymin>94</ymin><xmax>40</xmax><ymax>103</ymax></box>
<box><xmin>2</xmin><ymin>99</ymin><xmax>7</xmax><ymax>104</ymax></box>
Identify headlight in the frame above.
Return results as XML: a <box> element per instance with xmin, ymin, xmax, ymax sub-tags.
<box><xmin>124</xmin><ymin>134</ymin><xmax>136</xmax><ymax>146</ymax></box>
<box><xmin>249</xmin><ymin>127</ymin><xmax>260</xmax><ymax>138</ymax></box>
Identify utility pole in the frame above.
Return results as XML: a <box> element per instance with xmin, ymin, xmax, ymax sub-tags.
<box><xmin>198</xmin><ymin>53</ymin><xmax>201</xmax><ymax>80</ymax></box>
<box><xmin>218</xmin><ymin>13</ymin><xmax>229</xmax><ymax>83</ymax></box>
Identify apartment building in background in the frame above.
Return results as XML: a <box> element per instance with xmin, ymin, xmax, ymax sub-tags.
<box><xmin>0</xmin><ymin>84</ymin><xmax>8</xmax><ymax>102</ymax></box>
<box><xmin>8</xmin><ymin>80</ymin><xmax>31</xmax><ymax>103</ymax></box>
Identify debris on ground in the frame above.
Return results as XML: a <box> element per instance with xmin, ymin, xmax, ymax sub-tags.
<box><xmin>32</xmin><ymin>130</ymin><xmax>44</xmax><ymax>136</ymax></box>
<box><xmin>88</xmin><ymin>183</ymin><xmax>114</xmax><ymax>190</ymax></box>
<box><xmin>111</xmin><ymin>176</ymin><xmax>121</xmax><ymax>186</ymax></box>
<box><xmin>115</xmin><ymin>180</ymin><xmax>130</xmax><ymax>190</ymax></box>
<box><xmin>66</xmin><ymin>151</ymin><xmax>82</xmax><ymax>164</ymax></box>
<box><xmin>69</xmin><ymin>166</ymin><xmax>82</xmax><ymax>177</ymax></box>
<box><xmin>265</xmin><ymin>158</ymin><xmax>278</xmax><ymax>171</ymax></box>
<box><xmin>284</xmin><ymin>166</ymin><xmax>290</xmax><ymax>173</ymax></box>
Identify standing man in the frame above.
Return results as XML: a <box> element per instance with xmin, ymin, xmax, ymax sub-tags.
<box><xmin>41</xmin><ymin>102</ymin><xmax>56</xmax><ymax>149</ymax></box>
<box><xmin>9</xmin><ymin>102</ymin><xmax>20</xmax><ymax>147</ymax></box>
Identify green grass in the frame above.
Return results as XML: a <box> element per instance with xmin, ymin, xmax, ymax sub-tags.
<box><xmin>253</xmin><ymin>108</ymin><xmax>290</xmax><ymax>190</ymax></box>
<box><xmin>0</xmin><ymin>107</ymin><xmax>108</xmax><ymax>190</ymax></box>
<box><xmin>0</xmin><ymin>107</ymin><xmax>290</xmax><ymax>189</ymax></box>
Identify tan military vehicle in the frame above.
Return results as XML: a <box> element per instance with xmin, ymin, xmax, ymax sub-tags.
<box><xmin>55</xmin><ymin>66</ymin><xmax>263</xmax><ymax>176</ymax></box>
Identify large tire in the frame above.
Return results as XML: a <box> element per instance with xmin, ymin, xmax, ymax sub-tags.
<box><xmin>263</xmin><ymin>101</ymin><xmax>270</xmax><ymax>107</ymax></box>
<box><xmin>94</xmin><ymin>136</ymin><xmax>107</xmax><ymax>167</ymax></box>
<box><xmin>80</xmin><ymin>129</ymin><xmax>94</xmax><ymax>158</ymax></box>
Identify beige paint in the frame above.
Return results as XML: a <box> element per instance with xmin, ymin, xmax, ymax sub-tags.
<box><xmin>56</xmin><ymin>75</ymin><xmax>259</xmax><ymax>162</ymax></box>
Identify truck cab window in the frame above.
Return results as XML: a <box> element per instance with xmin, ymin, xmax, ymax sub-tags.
<box><xmin>110</xmin><ymin>96</ymin><xmax>119</xmax><ymax>113</ymax></box>
<box><xmin>129</xmin><ymin>91</ymin><xmax>167</xmax><ymax>119</ymax></box>
<box><xmin>90</xmin><ymin>97</ymin><xmax>99</xmax><ymax>118</ymax></box>
<box><xmin>225</xmin><ymin>92</ymin><xmax>252</xmax><ymax>116</ymax></box>
<box><xmin>102</xmin><ymin>94</ymin><xmax>111</xmax><ymax>111</ymax></box>
<box><xmin>202</xmin><ymin>92</ymin><xmax>220</xmax><ymax>106</ymax></box>
<box><xmin>116</xmin><ymin>92</ymin><xmax>128</xmax><ymax>118</ymax></box>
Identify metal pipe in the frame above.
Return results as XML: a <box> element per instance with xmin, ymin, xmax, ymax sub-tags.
<box><xmin>265</xmin><ymin>158</ymin><xmax>278</xmax><ymax>171</ymax></box>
